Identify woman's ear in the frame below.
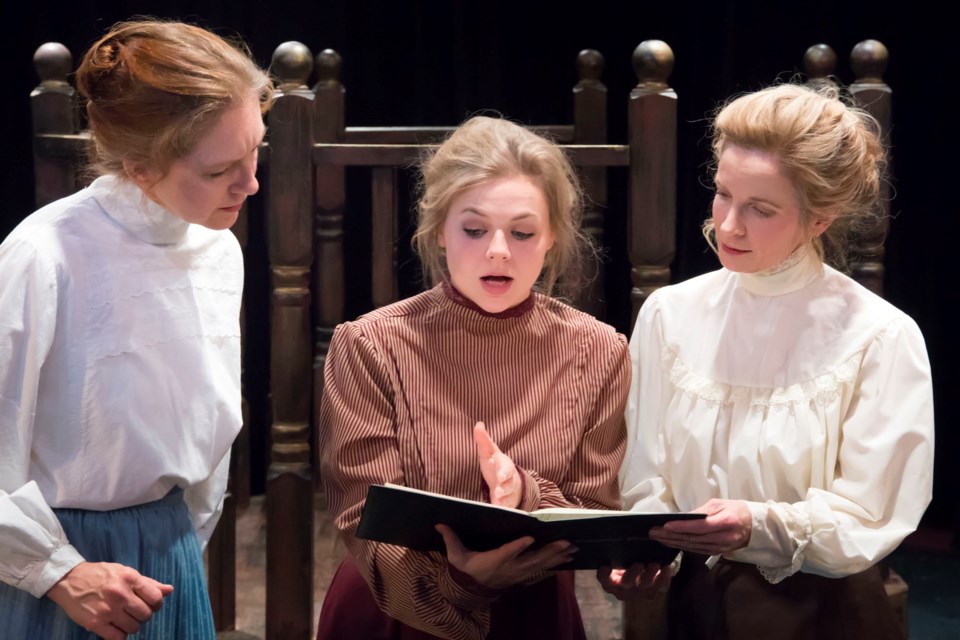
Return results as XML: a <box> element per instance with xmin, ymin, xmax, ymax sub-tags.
<box><xmin>122</xmin><ymin>159</ymin><xmax>160</xmax><ymax>191</ymax></box>
<box><xmin>810</xmin><ymin>213</ymin><xmax>837</xmax><ymax>237</ymax></box>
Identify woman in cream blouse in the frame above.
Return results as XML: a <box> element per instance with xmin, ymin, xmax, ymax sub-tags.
<box><xmin>601</xmin><ymin>83</ymin><xmax>934</xmax><ymax>640</ymax></box>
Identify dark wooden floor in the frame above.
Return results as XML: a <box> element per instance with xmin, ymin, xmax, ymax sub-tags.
<box><xmin>217</xmin><ymin>494</ymin><xmax>624</xmax><ymax>639</ymax></box>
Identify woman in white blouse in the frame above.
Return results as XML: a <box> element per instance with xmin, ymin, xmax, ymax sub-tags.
<box><xmin>599</xmin><ymin>83</ymin><xmax>934</xmax><ymax>639</ymax></box>
<box><xmin>0</xmin><ymin>20</ymin><xmax>272</xmax><ymax>640</ymax></box>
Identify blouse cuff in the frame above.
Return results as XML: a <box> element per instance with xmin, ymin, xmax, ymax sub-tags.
<box><xmin>728</xmin><ymin>500</ymin><xmax>811</xmax><ymax>584</ymax></box>
<box><xmin>439</xmin><ymin>563</ymin><xmax>500</xmax><ymax>609</ymax></box>
<box><xmin>517</xmin><ymin>467</ymin><xmax>539</xmax><ymax>512</ymax></box>
<box><xmin>26</xmin><ymin>543</ymin><xmax>84</xmax><ymax>598</ymax></box>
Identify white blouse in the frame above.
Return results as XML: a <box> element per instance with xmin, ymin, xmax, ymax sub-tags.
<box><xmin>0</xmin><ymin>175</ymin><xmax>243</xmax><ymax>597</ymax></box>
<box><xmin>620</xmin><ymin>248</ymin><xmax>934</xmax><ymax>583</ymax></box>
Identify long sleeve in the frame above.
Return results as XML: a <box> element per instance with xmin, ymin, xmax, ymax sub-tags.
<box><xmin>620</xmin><ymin>294</ymin><xmax>677</xmax><ymax>514</ymax></box>
<box><xmin>183</xmin><ymin>449</ymin><xmax>232</xmax><ymax>549</ymax></box>
<box><xmin>319</xmin><ymin>322</ymin><xmax>496</xmax><ymax>640</ymax></box>
<box><xmin>728</xmin><ymin>316</ymin><xmax>935</xmax><ymax>581</ymax></box>
<box><xmin>0</xmin><ymin>236</ymin><xmax>84</xmax><ymax>597</ymax></box>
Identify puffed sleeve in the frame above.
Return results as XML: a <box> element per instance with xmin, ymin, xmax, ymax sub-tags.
<box><xmin>318</xmin><ymin>322</ymin><xmax>496</xmax><ymax>640</ymax></box>
<box><xmin>729</xmin><ymin>315</ymin><xmax>935</xmax><ymax>581</ymax></box>
<box><xmin>183</xmin><ymin>449</ymin><xmax>231</xmax><ymax>549</ymax></box>
<box><xmin>519</xmin><ymin>322</ymin><xmax>629</xmax><ymax>512</ymax></box>
<box><xmin>0</xmin><ymin>236</ymin><xmax>85</xmax><ymax>597</ymax></box>
<box><xmin>620</xmin><ymin>293</ymin><xmax>678</xmax><ymax>513</ymax></box>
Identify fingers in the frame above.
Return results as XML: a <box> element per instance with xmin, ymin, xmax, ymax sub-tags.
<box><xmin>435</xmin><ymin>524</ymin><xmax>469</xmax><ymax>564</ymax></box>
<box><xmin>473</xmin><ymin>422</ymin><xmax>498</xmax><ymax>458</ymax></box>
<box><xmin>595</xmin><ymin>562</ymin><xmax>669</xmax><ymax>601</ymax></box>
<box><xmin>98</xmin><ymin>624</ymin><xmax>129</xmax><ymax>640</ymax></box>
<box><xmin>132</xmin><ymin>577</ymin><xmax>172</xmax><ymax>612</ymax></box>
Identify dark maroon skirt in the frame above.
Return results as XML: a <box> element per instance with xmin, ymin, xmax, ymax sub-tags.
<box><xmin>667</xmin><ymin>555</ymin><xmax>906</xmax><ymax>640</ymax></box>
<box><xmin>316</xmin><ymin>554</ymin><xmax>586</xmax><ymax>640</ymax></box>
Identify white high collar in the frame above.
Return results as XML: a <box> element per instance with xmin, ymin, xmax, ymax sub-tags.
<box><xmin>736</xmin><ymin>244</ymin><xmax>824</xmax><ymax>296</ymax></box>
<box><xmin>91</xmin><ymin>174</ymin><xmax>190</xmax><ymax>246</ymax></box>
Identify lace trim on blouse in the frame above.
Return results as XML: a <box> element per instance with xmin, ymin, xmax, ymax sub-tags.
<box><xmin>662</xmin><ymin>346</ymin><xmax>863</xmax><ymax>409</ymax></box>
<box><xmin>757</xmin><ymin>504</ymin><xmax>813</xmax><ymax>584</ymax></box>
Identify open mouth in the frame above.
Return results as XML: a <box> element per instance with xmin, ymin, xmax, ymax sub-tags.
<box><xmin>481</xmin><ymin>275</ymin><xmax>513</xmax><ymax>283</ymax></box>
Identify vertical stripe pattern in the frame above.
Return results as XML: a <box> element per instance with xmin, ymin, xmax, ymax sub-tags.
<box><xmin>0</xmin><ymin>489</ymin><xmax>215</xmax><ymax>640</ymax></box>
<box><xmin>318</xmin><ymin>284</ymin><xmax>630</xmax><ymax>640</ymax></box>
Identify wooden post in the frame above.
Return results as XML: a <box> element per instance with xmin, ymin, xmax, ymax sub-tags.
<box><xmin>231</xmin><ymin>205</ymin><xmax>252</xmax><ymax>512</ymax></box>
<box><xmin>849</xmin><ymin>39</ymin><xmax>892</xmax><ymax>297</ymax></box>
<box><xmin>573</xmin><ymin>48</ymin><xmax>608</xmax><ymax>318</ymax></box>
<box><xmin>312</xmin><ymin>49</ymin><xmax>347</xmax><ymax>493</ymax></box>
<box><xmin>31</xmin><ymin>42</ymin><xmax>77</xmax><ymax>207</ymax></box>
<box><xmin>626</xmin><ymin>40</ymin><xmax>677</xmax><ymax>326</ymax></box>
<box><xmin>803</xmin><ymin>43</ymin><xmax>838</xmax><ymax>82</ymax></box>
<box><xmin>266</xmin><ymin>41</ymin><xmax>316</xmax><ymax>640</ymax></box>
<box><xmin>207</xmin><ymin>204</ymin><xmax>251</xmax><ymax>632</ymax></box>
<box><xmin>623</xmin><ymin>41</ymin><xmax>676</xmax><ymax>640</ymax></box>
<box><xmin>371</xmin><ymin>167</ymin><xmax>399</xmax><ymax>309</ymax></box>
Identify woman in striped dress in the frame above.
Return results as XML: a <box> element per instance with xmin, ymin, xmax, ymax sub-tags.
<box><xmin>0</xmin><ymin>19</ymin><xmax>273</xmax><ymax>639</ymax></box>
<box><xmin>316</xmin><ymin>115</ymin><xmax>630</xmax><ymax>640</ymax></box>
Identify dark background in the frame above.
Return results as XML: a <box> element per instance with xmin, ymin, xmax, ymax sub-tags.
<box><xmin>2</xmin><ymin>1</ymin><xmax>954</xmax><ymax>533</ymax></box>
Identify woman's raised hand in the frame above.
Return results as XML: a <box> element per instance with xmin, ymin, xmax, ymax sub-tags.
<box><xmin>473</xmin><ymin>421</ymin><xmax>523</xmax><ymax>508</ymax></box>
<box><xmin>46</xmin><ymin>561</ymin><xmax>173</xmax><ymax>640</ymax></box>
<box><xmin>435</xmin><ymin>524</ymin><xmax>576</xmax><ymax>590</ymax></box>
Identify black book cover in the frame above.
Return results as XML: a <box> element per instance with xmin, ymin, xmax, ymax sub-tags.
<box><xmin>356</xmin><ymin>484</ymin><xmax>705</xmax><ymax>570</ymax></box>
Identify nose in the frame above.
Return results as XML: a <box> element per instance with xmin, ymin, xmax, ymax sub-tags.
<box><xmin>232</xmin><ymin>155</ymin><xmax>260</xmax><ymax>197</ymax></box>
<box><xmin>718</xmin><ymin>206</ymin><xmax>744</xmax><ymax>236</ymax></box>
<box><xmin>486</xmin><ymin>229</ymin><xmax>510</xmax><ymax>261</ymax></box>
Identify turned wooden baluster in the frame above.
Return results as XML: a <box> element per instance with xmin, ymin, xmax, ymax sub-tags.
<box><xmin>622</xmin><ymin>39</ymin><xmax>677</xmax><ymax>640</ymax></box>
<box><xmin>31</xmin><ymin>42</ymin><xmax>78</xmax><ymax>207</ymax></box>
<box><xmin>849</xmin><ymin>39</ymin><xmax>892</xmax><ymax>297</ymax></box>
<box><xmin>573</xmin><ymin>48</ymin><xmax>608</xmax><ymax>318</ymax></box>
<box><xmin>312</xmin><ymin>48</ymin><xmax>346</xmax><ymax>492</ymax></box>
<box><xmin>207</xmin><ymin>201</ymin><xmax>249</xmax><ymax>631</ymax></box>
<box><xmin>371</xmin><ymin>168</ymin><xmax>399</xmax><ymax>307</ymax></box>
<box><xmin>626</xmin><ymin>40</ymin><xmax>677</xmax><ymax>326</ymax></box>
<box><xmin>266</xmin><ymin>41</ymin><xmax>316</xmax><ymax>640</ymax></box>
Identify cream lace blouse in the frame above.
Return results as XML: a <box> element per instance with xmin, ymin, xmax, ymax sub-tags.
<box><xmin>620</xmin><ymin>248</ymin><xmax>934</xmax><ymax>583</ymax></box>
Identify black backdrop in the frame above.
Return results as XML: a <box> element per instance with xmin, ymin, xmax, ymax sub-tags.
<box><xmin>2</xmin><ymin>1</ymin><xmax>955</xmax><ymax>533</ymax></box>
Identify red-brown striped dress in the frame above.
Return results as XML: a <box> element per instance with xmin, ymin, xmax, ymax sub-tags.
<box><xmin>317</xmin><ymin>283</ymin><xmax>629</xmax><ymax>640</ymax></box>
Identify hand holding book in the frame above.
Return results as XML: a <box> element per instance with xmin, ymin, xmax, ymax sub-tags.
<box><xmin>357</xmin><ymin>484</ymin><xmax>706</xmax><ymax>570</ymax></box>
<box><xmin>435</xmin><ymin>523</ymin><xmax>577</xmax><ymax>589</ymax></box>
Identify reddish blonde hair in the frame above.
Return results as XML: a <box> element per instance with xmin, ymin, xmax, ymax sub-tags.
<box><xmin>76</xmin><ymin>19</ymin><xmax>274</xmax><ymax>177</ymax></box>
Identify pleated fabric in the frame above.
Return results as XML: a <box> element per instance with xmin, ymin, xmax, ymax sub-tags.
<box><xmin>0</xmin><ymin>488</ymin><xmax>215</xmax><ymax>640</ymax></box>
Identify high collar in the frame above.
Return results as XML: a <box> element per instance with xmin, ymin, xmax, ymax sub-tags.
<box><xmin>440</xmin><ymin>280</ymin><xmax>536</xmax><ymax>319</ymax></box>
<box><xmin>91</xmin><ymin>174</ymin><xmax>190</xmax><ymax>246</ymax></box>
<box><xmin>736</xmin><ymin>244</ymin><xmax>824</xmax><ymax>296</ymax></box>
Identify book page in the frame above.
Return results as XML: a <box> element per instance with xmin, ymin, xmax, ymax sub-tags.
<box><xmin>531</xmin><ymin>507</ymin><xmax>644</xmax><ymax>522</ymax></box>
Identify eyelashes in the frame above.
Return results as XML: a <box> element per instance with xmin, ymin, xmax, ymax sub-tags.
<box><xmin>463</xmin><ymin>228</ymin><xmax>535</xmax><ymax>241</ymax></box>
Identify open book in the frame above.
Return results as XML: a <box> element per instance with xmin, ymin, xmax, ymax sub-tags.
<box><xmin>356</xmin><ymin>483</ymin><xmax>704</xmax><ymax>570</ymax></box>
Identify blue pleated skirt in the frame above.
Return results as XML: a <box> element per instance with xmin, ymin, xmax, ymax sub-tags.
<box><xmin>0</xmin><ymin>488</ymin><xmax>216</xmax><ymax>640</ymax></box>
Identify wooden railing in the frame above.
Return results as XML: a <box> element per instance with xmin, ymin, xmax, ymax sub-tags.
<box><xmin>27</xmin><ymin>37</ymin><xmax>893</xmax><ymax>640</ymax></box>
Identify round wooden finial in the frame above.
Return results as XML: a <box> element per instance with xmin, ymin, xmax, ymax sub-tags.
<box><xmin>576</xmin><ymin>49</ymin><xmax>604</xmax><ymax>82</ymax></box>
<box><xmin>632</xmin><ymin>40</ymin><xmax>674</xmax><ymax>85</ymax></box>
<box><xmin>851</xmin><ymin>39</ymin><xmax>888</xmax><ymax>82</ymax></box>
<box><xmin>315</xmin><ymin>49</ymin><xmax>342</xmax><ymax>83</ymax></box>
<box><xmin>271</xmin><ymin>41</ymin><xmax>313</xmax><ymax>86</ymax></box>
<box><xmin>33</xmin><ymin>42</ymin><xmax>72</xmax><ymax>83</ymax></box>
<box><xmin>803</xmin><ymin>44</ymin><xmax>836</xmax><ymax>79</ymax></box>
